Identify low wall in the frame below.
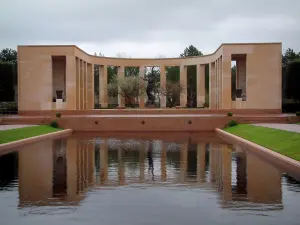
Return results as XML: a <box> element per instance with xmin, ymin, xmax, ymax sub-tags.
<box><xmin>18</xmin><ymin>108</ymin><xmax>282</xmax><ymax>116</ymax></box>
<box><xmin>57</xmin><ymin>115</ymin><xmax>287</xmax><ymax>132</ymax></box>
<box><xmin>216</xmin><ymin>128</ymin><xmax>300</xmax><ymax>180</ymax></box>
<box><xmin>1</xmin><ymin>114</ymin><xmax>289</xmax><ymax>132</ymax></box>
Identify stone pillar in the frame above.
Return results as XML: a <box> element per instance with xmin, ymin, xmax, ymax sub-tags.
<box><xmin>219</xmin><ymin>57</ymin><xmax>223</xmax><ymax>109</ymax></box>
<box><xmin>216</xmin><ymin>59</ymin><xmax>219</xmax><ymax>109</ymax></box>
<box><xmin>84</xmin><ymin>61</ymin><xmax>87</xmax><ymax>109</ymax></box>
<box><xmin>66</xmin><ymin>56</ymin><xmax>76</xmax><ymax>110</ymax></box>
<box><xmin>180</xmin><ymin>65</ymin><xmax>187</xmax><ymax>107</ymax></box>
<box><xmin>209</xmin><ymin>62</ymin><xmax>216</xmax><ymax>109</ymax></box>
<box><xmin>222</xmin><ymin>55</ymin><xmax>232</xmax><ymax>109</ymax></box>
<box><xmin>139</xmin><ymin>66</ymin><xmax>145</xmax><ymax>108</ymax></box>
<box><xmin>87</xmin><ymin>63</ymin><xmax>94</xmax><ymax>109</ymax></box>
<box><xmin>118</xmin><ymin>66</ymin><xmax>125</xmax><ymax>107</ymax></box>
<box><xmin>160</xmin><ymin>65</ymin><xmax>166</xmax><ymax>108</ymax></box>
<box><xmin>76</xmin><ymin>58</ymin><xmax>80</xmax><ymax>110</ymax></box>
<box><xmin>197</xmin><ymin>64</ymin><xmax>206</xmax><ymax>107</ymax></box>
<box><xmin>99</xmin><ymin>65</ymin><xmax>108</xmax><ymax>108</ymax></box>
<box><xmin>80</xmin><ymin>60</ymin><xmax>84</xmax><ymax>110</ymax></box>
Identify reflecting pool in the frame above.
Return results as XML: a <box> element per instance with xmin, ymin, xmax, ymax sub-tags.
<box><xmin>0</xmin><ymin>132</ymin><xmax>300</xmax><ymax>225</ymax></box>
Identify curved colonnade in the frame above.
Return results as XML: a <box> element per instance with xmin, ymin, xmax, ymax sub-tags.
<box><xmin>18</xmin><ymin>42</ymin><xmax>282</xmax><ymax>112</ymax></box>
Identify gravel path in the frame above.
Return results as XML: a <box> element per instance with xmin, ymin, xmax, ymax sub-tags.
<box><xmin>253</xmin><ymin>123</ymin><xmax>300</xmax><ymax>133</ymax></box>
<box><xmin>0</xmin><ymin>125</ymin><xmax>37</xmax><ymax>131</ymax></box>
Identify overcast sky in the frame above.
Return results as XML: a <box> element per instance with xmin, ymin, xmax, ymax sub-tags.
<box><xmin>1</xmin><ymin>0</ymin><xmax>300</xmax><ymax>57</ymax></box>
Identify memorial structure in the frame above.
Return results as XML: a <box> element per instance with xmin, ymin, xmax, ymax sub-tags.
<box><xmin>17</xmin><ymin>43</ymin><xmax>282</xmax><ymax>113</ymax></box>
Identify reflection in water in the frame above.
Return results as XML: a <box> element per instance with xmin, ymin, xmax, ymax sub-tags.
<box><xmin>1</xmin><ymin>133</ymin><xmax>300</xmax><ymax>223</ymax></box>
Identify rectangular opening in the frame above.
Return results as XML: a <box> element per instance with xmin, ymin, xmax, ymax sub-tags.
<box><xmin>52</xmin><ymin>56</ymin><xmax>66</xmax><ymax>102</ymax></box>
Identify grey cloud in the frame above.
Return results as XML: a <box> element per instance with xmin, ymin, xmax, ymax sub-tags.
<box><xmin>0</xmin><ymin>0</ymin><xmax>299</xmax><ymax>57</ymax></box>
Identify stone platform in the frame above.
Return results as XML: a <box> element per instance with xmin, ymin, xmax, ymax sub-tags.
<box><xmin>1</xmin><ymin>111</ymin><xmax>297</xmax><ymax>132</ymax></box>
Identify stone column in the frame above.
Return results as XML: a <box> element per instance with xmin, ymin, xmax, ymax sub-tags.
<box><xmin>118</xmin><ymin>66</ymin><xmax>125</xmax><ymax>107</ymax></box>
<box><xmin>66</xmin><ymin>56</ymin><xmax>76</xmax><ymax>110</ymax></box>
<box><xmin>99</xmin><ymin>65</ymin><xmax>108</xmax><ymax>108</ymax></box>
<box><xmin>209</xmin><ymin>62</ymin><xmax>216</xmax><ymax>109</ymax></box>
<box><xmin>219</xmin><ymin>57</ymin><xmax>223</xmax><ymax>109</ymax></box>
<box><xmin>216</xmin><ymin>59</ymin><xmax>219</xmax><ymax>109</ymax></box>
<box><xmin>139</xmin><ymin>66</ymin><xmax>145</xmax><ymax>108</ymax></box>
<box><xmin>80</xmin><ymin>60</ymin><xmax>84</xmax><ymax>110</ymax></box>
<box><xmin>160</xmin><ymin>65</ymin><xmax>166</xmax><ymax>108</ymax></box>
<box><xmin>84</xmin><ymin>61</ymin><xmax>87</xmax><ymax>109</ymax></box>
<box><xmin>180</xmin><ymin>65</ymin><xmax>187</xmax><ymax>107</ymax></box>
<box><xmin>87</xmin><ymin>63</ymin><xmax>94</xmax><ymax>109</ymax></box>
<box><xmin>197</xmin><ymin>64</ymin><xmax>206</xmax><ymax>107</ymax></box>
<box><xmin>222</xmin><ymin>55</ymin><xmax>232</xmax><ymax>109</ymax></box>
<box><xmin>76</xmin><ymin>58</ymin><xmax>80</xmax><ymax>110</ymax></box>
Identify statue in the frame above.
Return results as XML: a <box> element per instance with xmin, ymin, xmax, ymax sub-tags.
<box><xmin>146</xmin><ymin>76</ymin><xmax>155</xmax><ymax>105</ymax></box>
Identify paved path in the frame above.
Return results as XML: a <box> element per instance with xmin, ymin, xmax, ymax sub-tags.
<box><xmin>253</xmin><ymin>123</ymin><xmax>300</xmax><ymax>133</ymax></box>
<box><xmin>0</xmin><ymin>125</ymin><xmax>37</xmax><ymax>131</ymax></box>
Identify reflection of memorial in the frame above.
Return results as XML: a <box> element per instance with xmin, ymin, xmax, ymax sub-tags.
<box><xmin>18</xmin><ymin>138</ymin><xmax>95</xmax><ymax>207</ymax></box>
<box><xmin>17</xmin><ymin>136</ymin><xmax>283</xmax><ymax>210</ymax></box>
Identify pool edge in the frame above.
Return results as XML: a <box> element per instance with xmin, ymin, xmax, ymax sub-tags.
<box><xmin>0</xmin><ymin>129</ymin><xmax>73</xmax><ymax>152</ymax></box>
<box><xmin>215</xmin><ymin>128</ymin><xmax>300</xmax><ymax>176</ymax></box>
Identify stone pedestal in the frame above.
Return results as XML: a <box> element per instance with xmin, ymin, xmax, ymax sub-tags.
<box><xmin>236</xmin><ymin>98</ymin><xmax>243</xmax><ymax>109</ymax></box>
<box><xmin>56</xmin><ymin>99</ymin><xmax>63</xmax><ymax>110</ymax></box>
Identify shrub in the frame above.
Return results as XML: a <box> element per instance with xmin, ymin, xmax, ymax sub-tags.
<box><xmin>50</xmin><ymin>120</ymin><xmax>59</xmax><ymax>128</ymax></box>
<box><xmin>296</xmin><ymin>111</ymin><xmax>300</xmax><ymax>116</ymax></box>
<box><xmin>56</xmin><ymin>112</ymin><xmax>61</xmax><ymax>118</ymax></box>
<box><xmin>227</xmin><ymin>120</ymin><xmax>238</xmax><ymax>127</ymax></box>
<box><xmin>227</xmin><ymin>112</ymin><xmax>233</xmax><ymax>116</ymax></box>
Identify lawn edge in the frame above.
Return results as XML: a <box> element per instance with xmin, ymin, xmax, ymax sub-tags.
<box><xmin>215</xmin><ymin>128</ymin><xmax>300</xmax><ymax>172</ymax></box>
<box><xmin>0</xmin><ymin>128</ymin><xmax>73</xmax><ymax>152</ymax></box>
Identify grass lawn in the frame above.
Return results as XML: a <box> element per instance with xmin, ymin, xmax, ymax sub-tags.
<box><xmin>0</xmin><ymin>125</ymin><xmax>61</xmax><ymax>144</ymax></box>
<box><xmin>224</xmin><ymin>124</ymin><xmax>300</xmax><ymax>161</ymax></box>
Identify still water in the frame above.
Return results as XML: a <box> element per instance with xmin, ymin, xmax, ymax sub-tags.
<box><xmin>0</xmin><ymin>132</ymin><xmax>300</xmax><ymax>225</ymax></box>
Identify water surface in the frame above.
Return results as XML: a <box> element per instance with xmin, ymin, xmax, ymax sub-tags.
<box><xmin>0</xmin><ymin>132</ymin><xmax>299</xmax><ymax>225</ymax></box>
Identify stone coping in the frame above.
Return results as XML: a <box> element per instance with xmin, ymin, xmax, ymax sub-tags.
<box><xmin>0</xmin><ymin>129</ymin><xmax>73</xmax><ymax>153</ymax></box>
<box><xmin>215</xmin><ymin>128</ymin><xmax>300</xmax><ymax>176</ymax></box>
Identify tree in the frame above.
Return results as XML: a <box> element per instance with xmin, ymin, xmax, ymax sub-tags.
<box><xmin>107</xmin><ymin>75</ymin><xmax>146</xmax><ymax>107</ymax></box>
<box><xmin>282</xmin><ymin>48</ymin><xmax>300</xmax><ymax>99</ymax></box>
<box><xmin>179</xmin><ymin>45</ymin><xmax>203</xmax><ymax>58</ymax></box>
<box><xmin>0</xmin><ymin>48</ymin><xmax>17</xmax><ymax>63</ymax></box>
<box><xmin>159</xmin><ymin>82</ymin><xmax>185</xmax><ymax>108</ymax></box>
<box><xmin>179</xmin><ymin>45</ymin><xmax>203</xmax><ymax>107</ymax></box>
<box><xmin>286</xmin><ymin>59</ymin><xmax>300</xmax><ymax>103</ymax></box>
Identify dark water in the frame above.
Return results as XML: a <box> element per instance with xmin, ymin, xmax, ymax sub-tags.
<box><xmin>0</xmin><ymin>132</ymin><xmax>300</xmax><ymax>225</ymax></box>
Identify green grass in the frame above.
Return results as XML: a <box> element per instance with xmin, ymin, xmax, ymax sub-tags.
<box><xmin>0</xmin><ymin>125</ymin><xmax>61</xmax><ymax>144</ymax></box>
<box><xmin>224</xmin><ymin>124</ymin><xmax>300</xmax><ymax>161</ymax></box>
